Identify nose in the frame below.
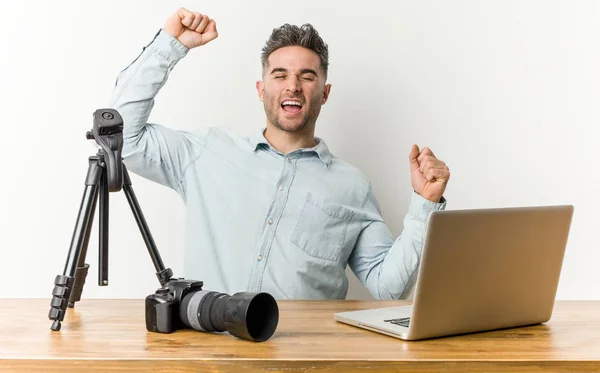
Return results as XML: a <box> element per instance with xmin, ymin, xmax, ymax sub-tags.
<box><xmin>286</xmin><ymin>76</ymin><xmax>301</xmax><ymax>93</ymax></box>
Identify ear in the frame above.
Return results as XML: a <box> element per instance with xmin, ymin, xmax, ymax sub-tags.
<box><xmin>256</xmin><ymin>80</ymin><xmax>265</xmax><ymax>102</ymax></box>
<box><xmin>321</xmin><ymin>83</ymin><xmax>332</xmax><ymax>105</ymax></box>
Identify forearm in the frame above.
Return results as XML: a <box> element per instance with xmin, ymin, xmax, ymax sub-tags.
<box><xmin>108</xmin><ymin>29</ymin><xmax>188</xmax><ymax>142</ymax></box>
<box><xmin>351</xmin><ymin>192</ymin><xmax>446</xmax><ymax>300</ymax></box>
<box><xmin>106</xmin><ymin>29</ymin><xmax>201</xmax><ymax>193</ymax></box>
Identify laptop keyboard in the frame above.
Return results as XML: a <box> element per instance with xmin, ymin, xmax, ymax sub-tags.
<box><xmin>384</xmin><ymin>317</ymin><xmax>410</xmax><ymax>328</ymax></box>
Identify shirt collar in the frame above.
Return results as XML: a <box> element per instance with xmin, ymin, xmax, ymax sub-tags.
<box><xmin>248</xmin><ymin>128</ymin><xmax>332</xmax><ymax>167</ymax></box>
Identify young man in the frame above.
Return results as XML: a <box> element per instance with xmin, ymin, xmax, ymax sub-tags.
<box><xmin>108</xmin><ymin>8</ymin><xmax>450</xmax><ymax>300</ymax></box>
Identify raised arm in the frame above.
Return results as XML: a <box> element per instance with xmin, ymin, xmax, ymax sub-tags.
<box><xmin>107</xmin><ymin>8</ymin><xmax>218</xmax><ymax>197</ymax></box>
<box><xmin>349</xmin><ymin>145</ymin><xmax>450</xmax><ymax>299</ymax></box>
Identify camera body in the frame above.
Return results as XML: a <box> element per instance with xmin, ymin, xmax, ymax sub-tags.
<box><xmin>145</xmin><ymin>278</ymin><xmax>279</xmax><ymax>341</ymax></box>
<box><xmin>145</xmin><ymin>278</ymin><xmax>203</xmax><ymax>333</ymax></box>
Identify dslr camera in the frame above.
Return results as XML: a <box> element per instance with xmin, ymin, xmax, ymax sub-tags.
<box><xmin>145</xmin><ymin>279</ymin><xmax>279</xmax><ymax>342</ymax></box>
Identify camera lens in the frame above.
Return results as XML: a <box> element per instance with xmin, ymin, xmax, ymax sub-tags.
<box><xmin>179</xmin><ymin>290</ymin><xmax>279</xmax><ymax>342</ymax></box>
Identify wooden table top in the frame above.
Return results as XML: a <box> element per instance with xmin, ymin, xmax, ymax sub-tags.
<box><xmin>1</xmin><ymin>299</ymin><xmax>599</xmax><ymax>372</ymax></box>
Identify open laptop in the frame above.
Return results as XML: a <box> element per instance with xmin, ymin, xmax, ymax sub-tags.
<box><xmin>334</xmin><ymin>205</ymin><xmax>574</xmax><ymax>341</ymax></box>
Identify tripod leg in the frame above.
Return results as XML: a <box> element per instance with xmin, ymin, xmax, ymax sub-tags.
<box><xmin>49</xmin><ymin>157</ymin><xmax>102</xmax><ymax>331</ymax></box>
<box><xmin>69</xmin><ymin>159</ymin><xmax>107</xmax><ymax>307</ymax></box>
<box><xmin>122</xmin><ymin>165</ymin><xmax>173</xmax><ymax>285</ymax></box>
<box><xmin>98</xmin><ymin>167</ymin><xmax>109</xmax><ymax>286</ymax></box>
<box><xmin>67</xmin><ymin>201</ymin><xmax>94</xmax><ymax>308</ymax></box>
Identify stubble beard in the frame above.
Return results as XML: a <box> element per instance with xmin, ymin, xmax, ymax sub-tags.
<box><xmin>263</xmin><ymin>93</ymin><xmax>320</xmax><ymax>134</ymax></box>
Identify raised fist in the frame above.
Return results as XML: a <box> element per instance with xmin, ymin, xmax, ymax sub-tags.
<box><xmin>164</xmin><ymin>8</ymin><xmax>218</xmax><ymax>49</ymax></box>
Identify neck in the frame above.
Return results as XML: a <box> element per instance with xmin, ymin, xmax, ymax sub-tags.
<box><xmin>263</xmin><ymin>124</ymin><xmax>317</xmax><ymax>154</ymax></box>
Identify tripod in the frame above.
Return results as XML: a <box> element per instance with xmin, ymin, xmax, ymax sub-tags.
<box><xmin>48</xmin><ymin>109</ymin><xmax>174</xmax><ymax>331</ymax></box>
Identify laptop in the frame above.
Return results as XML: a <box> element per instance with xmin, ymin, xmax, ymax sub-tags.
<box><xmin>334</xmin><ymin>205</ymin><xmax>574</xmax><ymax>341</ymax></box>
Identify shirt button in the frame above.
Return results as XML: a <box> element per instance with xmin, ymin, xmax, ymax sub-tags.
<box><xmin>279</xmin><ymin>185</ymin><xmax>284</xmax><ymax>191</ymax></box>
<box><xmin>268</xmin><ymin>219</ymin><xmax>273</xmax><ymax>225</ymax></box>
<box><xmin>257</xmin><ymin>255</ymin><xmax>263</xmax><ymax>261</ymax></box>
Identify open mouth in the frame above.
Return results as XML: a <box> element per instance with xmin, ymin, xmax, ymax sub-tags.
<box><xmin>281</xmin><ymin>100</ymin><xmax>303</xmax><ymax>115</ymax></box>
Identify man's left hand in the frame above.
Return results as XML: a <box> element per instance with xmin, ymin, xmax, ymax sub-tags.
<box><xmin>409</xmin><ymin>145</ymin><xmax>450</xmax><ymax>203</ymax></box>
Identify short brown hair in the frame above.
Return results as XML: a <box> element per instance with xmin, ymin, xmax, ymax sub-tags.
<box><xmin>261</xmin><ymin>23</ymin><xmax>329</xmax><ymax>78</ymax></box>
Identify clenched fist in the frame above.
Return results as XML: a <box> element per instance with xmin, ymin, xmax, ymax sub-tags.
<box><xmin>409</xmin><ymin>145</ymin><xmax>450</xmax><ymax>203</ymax></box>
<box><xmin>164</xmin><ymin>8</ymin><xmax>218</xmax><ymax>49</ymax></box>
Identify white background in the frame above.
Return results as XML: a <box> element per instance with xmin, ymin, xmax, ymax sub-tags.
<box><xmin>0</xmin><ymin>0</ymin><xmax>598</xmax><ymax>300</ymax></box>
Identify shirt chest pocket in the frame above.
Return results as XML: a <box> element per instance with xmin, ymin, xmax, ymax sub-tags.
<box><xmin>291</xmin><ymin>193</ymin><xmax>359</xmax><ymax>262</ymax></box>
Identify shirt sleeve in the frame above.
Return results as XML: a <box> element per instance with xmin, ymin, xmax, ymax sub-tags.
<box><xmin>107</xmin><ymin>29</ymin><xmax>206</xmax><ymax>198</ymax></box>
<box><xmin>348</xmin><ymin>188</ymin><xmax>447</xmax><ymax>300</ymax></box>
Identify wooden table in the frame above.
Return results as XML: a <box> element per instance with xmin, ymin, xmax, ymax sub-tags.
<box><xmin>1</xmin><ymin>299</ymin><xmax>599</xmax><ymax>372</ymax></box>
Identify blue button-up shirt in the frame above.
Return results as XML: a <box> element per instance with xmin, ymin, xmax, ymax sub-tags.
<box><xmin>108</xmin><ymin>29</ymin><xmax>447</xmax><ymax>300</ymax></box>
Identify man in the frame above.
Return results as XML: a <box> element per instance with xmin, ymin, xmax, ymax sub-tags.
<box><xmin>108</xmin><ymin>8</ymin><xmax>450</xmax><ymax>300</ymax></box>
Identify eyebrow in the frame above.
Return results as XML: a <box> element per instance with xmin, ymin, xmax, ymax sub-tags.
<box><xmin>270</xmin><ymin>68</ymin><xmax>319</xmax><ymax>76</ymax></box>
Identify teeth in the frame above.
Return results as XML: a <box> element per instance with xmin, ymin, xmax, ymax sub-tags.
<box><xmin>282</xmin><ymin>100</ymin><xmax>302</xmax><ymax>107</ymax></box>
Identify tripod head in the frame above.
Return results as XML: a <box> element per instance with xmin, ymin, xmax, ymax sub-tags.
<box><xmin>86</xmin><ymin>109</ymin><xmax>124</xmax><ymax>192</ymax></box>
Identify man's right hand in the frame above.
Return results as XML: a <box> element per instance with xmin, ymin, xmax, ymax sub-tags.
<box><xmin>164</xmin><ymin>8</ymin><xmax>218</xmax><ymax>49</ymax></box>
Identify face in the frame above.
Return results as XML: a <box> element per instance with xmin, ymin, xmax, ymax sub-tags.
<box><xmin>256</xmin><ymin>46</ymin><xmax>331</xmax><ymax>134</ymax></box>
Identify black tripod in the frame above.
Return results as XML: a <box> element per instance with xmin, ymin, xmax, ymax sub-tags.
<box><xmin>48</xmin><ymin>109</ymin><xmax>174</xmax><ymax>331</ymax></box>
